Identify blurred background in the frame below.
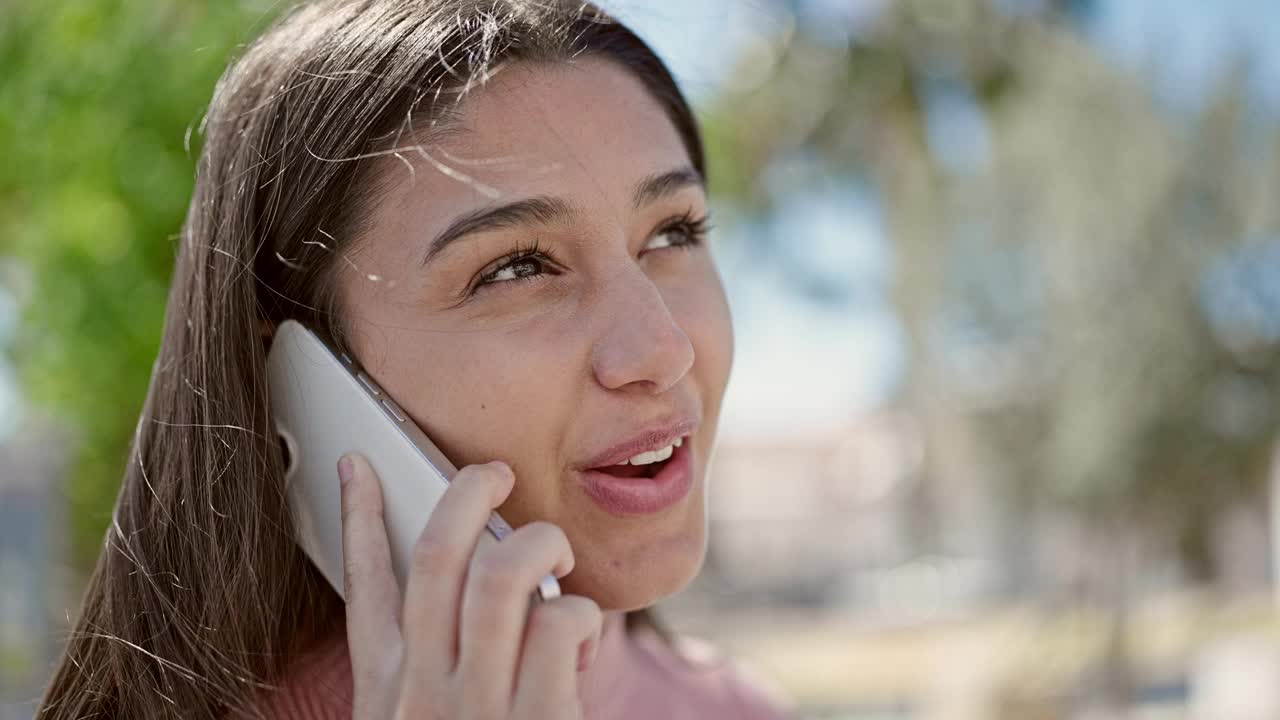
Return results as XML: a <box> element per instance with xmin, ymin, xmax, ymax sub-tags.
<box><xmin>2</xmin><ymin>0</ymin><xmax>1280</xmax><ymax>718</ymax></box>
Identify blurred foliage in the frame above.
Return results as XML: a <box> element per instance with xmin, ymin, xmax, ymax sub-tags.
<box><xmin>701</xmin><ymin>1</ymin><xmax>1280</xmax><ymax>707</ymax></box>
<box><xmin>699</xmin><ymin>2</ymin><xmax>1280</xmax><ymax>707</ymax></box>
<box><xmin>0</xmin><ymin>1</ymin><xmax>277</xmax><ymax>567</ymax></box>
<box><xmin>701</xmin><ymin>0</ymin><xmax>1280</xmax><ymax>574</ymax></box>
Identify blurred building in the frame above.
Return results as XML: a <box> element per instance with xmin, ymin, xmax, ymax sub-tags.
<box><xmin>692</xmin><ymin>412</ymin><xmax>1280</xmax><ymax>623</ymax></box>
<box><xmin>693</xmin><ymin>412</ymin><xmax>1001</xmax><ymax>618</ymax></box>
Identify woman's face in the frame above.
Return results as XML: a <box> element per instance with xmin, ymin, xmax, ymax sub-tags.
<box><xmin>337</xmin><ymin>57</ymin><xmax>734</xmax><ymax>610</ymax></box>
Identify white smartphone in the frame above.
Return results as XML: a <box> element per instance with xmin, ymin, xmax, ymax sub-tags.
<box><xmin>265</xmin><ymin>319</ymin><xmax>560</xmax><ymax>603</ymax></box>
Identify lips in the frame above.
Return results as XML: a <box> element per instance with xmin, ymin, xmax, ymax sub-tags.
<box><xmin>576</xmin><ymin>439</ymin><xmax>695</xmax><ymax>515</ymax></box>
<box><xmin>575</xmin><ymin>416</ymin><xmax>700</xmax><ymax>470</ymax></box>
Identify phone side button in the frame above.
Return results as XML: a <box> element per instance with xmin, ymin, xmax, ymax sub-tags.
<box><xmin>381</xmin><ymin>398</ymin><xmax>406</xmax><ymax>423</ymax></box>
<box><xmin>357</xmin><ymin>372</ymin><xmax>382</xmax><ymax>396</ymax></box>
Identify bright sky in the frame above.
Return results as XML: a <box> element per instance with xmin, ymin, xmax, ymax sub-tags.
<box><xmin>614</xmin><ymin>0</ymin><xmax>903</xmax><ymax>441</ymax></box>
<box><xmin>617</xmin><ymin>0</ymin><xmax>1280</xmax><ymax>441</ymax></box>
<box><xmin>1090</xmin><ymin>0</ymin><xmax>1280</xmax><ymax>113</ymax></box>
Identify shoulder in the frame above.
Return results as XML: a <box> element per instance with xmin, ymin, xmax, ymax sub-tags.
<box><xmin>232</xmin><ymin>633</ymin><xmax>353</xmax><ymax>720</ymax></box>
<box><xmin>629</xmin><ymin>628</ymin><xmax>797</xmax><ymax>720</ymax></box>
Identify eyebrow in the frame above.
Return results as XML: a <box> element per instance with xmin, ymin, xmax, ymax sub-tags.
<box><xmin>419</xmin><ymin>166</ymin><xmax>704</xmax><ymax>268</ymax></box>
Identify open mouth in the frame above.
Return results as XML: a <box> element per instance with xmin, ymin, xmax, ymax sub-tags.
<box><xmin>586</xmin><ymin>436</ymin><xmax>684</xmax><ymax>479</ymax></box>
<box><xmin>577</xmin><ymin>437</ymin><xmax>694</xmax><ymax>516</ymax></box>
<box><xmin>589</xmin><ymin>454</ymin><xmax>671</xmax><ymax>479</ymax></box>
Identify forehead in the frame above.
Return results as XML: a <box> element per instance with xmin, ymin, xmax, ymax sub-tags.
<box><xmin>373</xmin><ymin>56</ymin><xmax>696</xmax><ymax>221</ymax></box>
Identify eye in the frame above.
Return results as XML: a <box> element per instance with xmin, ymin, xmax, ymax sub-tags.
<box><xmin>465</xmin><ymin>211</ymin><xmax>713</xmax><ymax>300</ymax></box>
<box><xmin>479</xmin><ymin>255</ymin><xmax>549</xmax><ymax>285</ymax></box>
<box><xmin>645</xmin><ymin>211</ymin><xmax>712</xmax><ymax>252</ymax></box>
<box><xmin>470</xmin><ymin>239</ymin><xmax>560</xmax><ymax>295</ymax></box>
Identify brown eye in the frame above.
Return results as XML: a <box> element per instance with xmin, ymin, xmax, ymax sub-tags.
<box><xmin>469</xmin><ymin>239</ymin><xmax>562</xmax><ymax>297</ymax></box>
<box><xmin>479</xmin><ymin>255</ymin><xmax>549</xmax><ymax>285</ymax></box>
<box><xmin>645</xmin><ymin>213</ymin><xmax>712</xmax><ymax>252</ymax></box>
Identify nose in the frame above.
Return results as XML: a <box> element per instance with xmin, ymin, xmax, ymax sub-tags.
<box><xmin>591</xmin><ymin>265</ymin><xmax>695</xmax><ymax>395</ymax></box>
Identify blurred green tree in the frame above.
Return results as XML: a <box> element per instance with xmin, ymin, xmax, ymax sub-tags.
<box><xmin>700</xmin><ymin>0</ymin><xmax>1280</xmax><ymax>709</ymax></box>
<box><xmin>704</xmin><ymin>0</ymin><xmax>1280</xmax><ymax>581</ymax></box>
<box><xmin>0</xmin><ymin>0</ymin><xmax>277</xmax><ymax>567</ymax></box>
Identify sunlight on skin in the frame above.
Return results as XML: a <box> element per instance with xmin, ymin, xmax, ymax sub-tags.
<box><xmin>337</xmin><ymin>57</ymin><xmax>736</xmax><ymax>612</ymax></box>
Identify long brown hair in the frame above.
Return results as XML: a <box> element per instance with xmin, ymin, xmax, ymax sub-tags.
<box><xmin>38</xmin><ymin>1</ymin><xmax>703</xmax><ymax>717</ymax></box>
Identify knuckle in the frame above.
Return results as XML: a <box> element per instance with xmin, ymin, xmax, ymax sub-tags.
<box><xmin>526</xmin><ymin>600</ymin><xmax>576</xmax><ymax>636</ymax></box>
<box><xmin>457</xmin><ymin>460</ymin><xmax>511</xmax><ymax>487</ymax></box>
<box><xmin>567</xmin><ymin>595</ymin><xmax>603</xmax><ymax>630</ymax></box>
<box><xmin>524</xmin><ymin>520</ymin><xmax>568</xmax><ymax>547</ymax></box>
<box><xmin>343</xmin><ymin>564</ymin><xmax>358</xmax><ymax>598</ymax></box>
<box><xmin>340</xmin><ymin>483</ymin><xmax>379</xmax><ymax>530</ymax></box>
<box><xmin>454</xmin><ymin>461</ymin><xmax>514</xmax><ymax>502</ymax></box>
<box><xmin>339</xmin><ymin>493</ymin><xmax>364</xmax><ymax>528</ymax></box>
<box><xmin>342</xmin><ymin>559</ymin><xmax>374</xmax><ymax>597</ymax></box>
<box><xmin>580</xmin><ymin>596</ymin><xmax>603</xmax><ymax>625</ymax></box>
<box><xmin>517</xmin><ymin>521</ymin><xmax>573</xmax><ymax>561</ymax></box>
<box><xmin>470</xmin><ymin>553</ymin><xmax>519</xmax><ymax>595</ymax></box>
<box><xmin>410</xmin><ymin>528</ymin><xmax>463</xmax><ymax>575</ymax></box>
<box><xmin>345</xmin><ymin>551</ymin><xmax>393</xmax><ymax>596</ymax></box>
<box><xmin>554</xmin><ymin>596</ymin><xmax>601</xmax><ymax>634</ymax></box>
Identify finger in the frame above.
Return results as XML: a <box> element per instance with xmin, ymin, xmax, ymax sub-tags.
<box><xmin>511</xmin><ymin>595</ymin><xmax>602</xmax><ymax>718</ymax></box>
<box><xmin>455</xmin><ymin>521</ymin><xmax>575</xmax><ymax>708</ymax></box>
<box><xmin>338</xmin><ymin>454</ymin><xmax>403</xmax><ymax>704</ymax></box>
<box><xmin>399</xmin><ymin>460</ymin><xmax>516</xmax><ymax>686</ymax></box>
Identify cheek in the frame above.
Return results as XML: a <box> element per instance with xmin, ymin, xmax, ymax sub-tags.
<box><xmin>672</xmin><ymin>269</ymin><xmax>734</xmax><ymax>398</ymax></box>
<box><xmin>363</xmin><ymin>323</ymin><xmax>574</xmax><ymax>464</ymax></box>
<box><xmin>361</xmin><ymin>331</ymin><xmax>570</xmax><ymax>530</ymax></box>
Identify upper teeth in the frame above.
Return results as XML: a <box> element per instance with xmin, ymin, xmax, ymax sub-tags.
<box><xmin>617</xmin><ymin>436</ymin><xmax>683</xmax><ymax>465</ymax></box>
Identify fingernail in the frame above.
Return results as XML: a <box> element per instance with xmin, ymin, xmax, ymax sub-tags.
<box><xmin>338</xmin><ymin>455</ymin><xmax>354</xmax><ymax>487</ymax></box>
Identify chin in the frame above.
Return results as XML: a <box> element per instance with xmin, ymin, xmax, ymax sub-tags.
<box><xmin>561</xmin><ymin>516</ymin><xmax>708</xmax><ymax>612</ymax></box>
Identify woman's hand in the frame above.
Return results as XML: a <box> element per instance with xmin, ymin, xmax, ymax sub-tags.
<box><xmin>337</xmin><ymin>453</ymin><xmax>602</xmax><ymax>719</ymax></box>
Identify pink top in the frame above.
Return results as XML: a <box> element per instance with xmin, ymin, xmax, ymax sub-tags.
<box><xmin>246</xmin><ymin>613</ymin><xmax>796</xmax><ymax>719</ymax></box>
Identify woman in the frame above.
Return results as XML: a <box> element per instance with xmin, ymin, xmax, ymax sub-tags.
<box><xmin>38</xmin><ymin>1</ymin><xmax>793</xmax><ymax>718</ymax></box>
